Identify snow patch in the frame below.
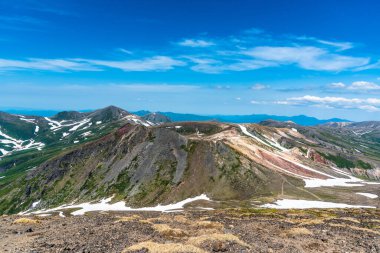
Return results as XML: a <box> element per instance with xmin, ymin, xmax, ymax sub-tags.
<box><xmin>0</xmin><ymin>128</ymin><xmax>45</xmax><ymax>157</ymax></box>
<box><xmin>356</xmin><ymin>193</ymin><xmax>378</xmax><ymax>199</ymax></box>
<box><xmin>262</xmin><ymin>199</ymin><xmax>375</xmax><ymax>209</ymax></box>
<box><xmin>31</xmin><ymin>200</ymin><xmax>41</xmax><ymax>209</ymax></box>
<box><xmin>304</xmin><ymin>178</ymin><xmax>365</xmax><ymax>188</ymax></box>
<box><xmin>123</xmin><ymin>115</ymin><xmax>151</xmax><ymax>127</ymax></box>
<box><xmin>81</xmin><ymin>131</ymin><xmax>92</xmax><ymax>137</ymax></box>
<box><xmin>239</xmin><ymin>125</ymin><xmax>272</xmax><ymax>148</ymax></box>
<box><xmin>22</xmin><ymin>194</ymin><xmax>211</xmax><ymax>216</ymax></box>
<box><xmin>69</xmin><ymin>118</ymin><xmax>91</xmax><ymax>132</ymax></box>
<box><xmin>44</xmin><ymin>117</ymin><xmax>64</xmax><ymax>131</ymax></box>
<box><xmin>37</xmin><ymin>214</ymin><xmax>51</xmax><ymax>217</ymax></box>
<box><xmin>19</xmin><ymin>117</ymin><xmax>36</xmax><ymax>124</ymax></box>
<box><xmin>0</xmin><ymin>149</ymin><xmax>9</xmax><ymax>156</ymax></box>
<box><xmin>303</xmin><ymin>168</ymin><xmax>379</xmax><ymax>188</ymax></box>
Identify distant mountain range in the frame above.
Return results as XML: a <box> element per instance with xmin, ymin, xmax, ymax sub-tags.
<box><xmin>134</xmin><ymin>111</ymin><xmax>350</xmax><ymax>126</ymax></box>
<box><xmin>2</xmin><ymin>108</ymin><xmax>349</xmax><ymax>126</ymax></box>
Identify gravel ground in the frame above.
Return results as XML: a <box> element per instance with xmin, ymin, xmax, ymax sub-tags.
<box><xmin>0</xmin><ymin>208</ymin><xmax>379</xmax><ymax>253</ymax></box>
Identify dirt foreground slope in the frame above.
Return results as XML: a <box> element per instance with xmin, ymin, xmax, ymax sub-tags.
<box><xmin>1</xmin><ymin>209</ymin><xmax>379</xmax><ymax>253</ymax></box>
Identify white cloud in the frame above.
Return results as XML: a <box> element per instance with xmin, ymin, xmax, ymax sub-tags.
<box><xmin>367</xmin><ymin>98</ymin><xmax>380</xmax><ymax>105</ymax></box>
<box><xmin>296</xmin><ymin>36</ymin><xmax>353</xmax><ymax>51</ymax></box>
<box><xmin>329</xmin><ymin>81</ymin><xmax>380</xmax><ymax>91</ymax></box>
<box><xmin>250</xmin><ymin>100</ymin><xmax>260</xmax><ymax>104</ymax></box>
<box><xmin>78</xmin><ymin>56</ymin><xmax>186</xmax><ymax>72</ymax></box>
<box><xmin>355</xmin><ymin>60</ymin><xmax>380</xmax><ymax>71</ymax></box>
<box><xmin>288</xmin><ymin>95</ymin><xmax>362</xmax><ymax>104</ymax></box>
<box><xmin>0</xmin><ymin>30</ymin><xmax>376</xmax><ymax>75</ymax></box>
<box><xmin>316</xmin><ymin>40</ymin><xmax>353</xmax><ymax>51</ymax></box>
<box><xmin>243</xmin><ymin>46</ymin><xmax>369</xmax><ymax>71</ymax></box>
<box><xmin>0</xmin><ymin>56</ymin><xmax>186</xmax><ymax>72</ymax></box>
<box><xmin>117</xmin><ymin>48</ymin><xmax>133</xmax><ymax>55</ymax></box>
<box><xmin>0</xmin><ymin>58</ymin><xmax>101</xmax><ymax>72</ymax></box>
<box><xmin>1</xmin><ymin>83</ymin><xmax>200</xmax><ymax>93</ymax></box>
<box><xmin>348</xmin><ymin>81</ymin><xmax>380</xmax><ymax>90</ymax></box>
<box><xmin>330</xmin><ymin>82</ymin><xmax>346</xmax><ymax>88</ymax></box>
<box><xmin>178</xmin><ymin>39</ymin><xmax>215</xmax><ymax>47</ymax></box>
<box><xmin>251</xmin><ymin>84</ymin><xmax>269</xmax><ymax>90</ymax></box>
<box><xmin>278</xmin><ymin>95</ymin><xmax>380</xmax><ymax>112</ymax></box>
<box><xmin>357</xmin><ymin>105</ymin><xmax>380</xmax><ymax>112</ymax></box>
<box><xmin>189</xmin><ymin>58</ymin><xmax>276</xmax><ymax>73</ymax></box>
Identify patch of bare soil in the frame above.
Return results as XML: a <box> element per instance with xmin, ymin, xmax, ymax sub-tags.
<box><xmin>0</xmin><ymin>208</ymin><xmax>379</xmax><ymax>252</ymax></box>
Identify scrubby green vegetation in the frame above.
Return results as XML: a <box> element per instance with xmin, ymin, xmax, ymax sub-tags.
<box><xmin>317</xmin><ymin>152</ymin><xmax>355</xmax><ymax>168</ymax></box>
<box><xmin>356</xmin><ymin>160</ymin><xmax>373</xmax><ymax>170</ymax></box>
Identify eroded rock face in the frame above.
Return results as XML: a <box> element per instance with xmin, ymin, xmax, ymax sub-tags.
<box><xmin>307</xmin><ymin>149</ymin><xmax>328</xmax><ymax>165</ymax></box>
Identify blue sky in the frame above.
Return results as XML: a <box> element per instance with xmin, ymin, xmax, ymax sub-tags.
<box><xmin>0</xmin><ymin>0</ymin><xmax>380</xmax><ymax>121</ymax></box>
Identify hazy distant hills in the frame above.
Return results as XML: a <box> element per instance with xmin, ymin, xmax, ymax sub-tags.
<box><xmin>134</xmin><ymin>111</ymin><xmax>349</xmax><ymax>126</ymax></box>
<box><xmin>2</xmin><ymin>108</ymin><xmax>350</xmax><ymax>126</ymax></box>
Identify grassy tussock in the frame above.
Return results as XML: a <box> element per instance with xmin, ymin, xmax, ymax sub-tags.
<box><xmin>153</xmin><ymin>224</ymin><xmax>189</xmax><ymax>238</ymax></box>
<box><xmin>173</xmin><ymin>215</ymin><xmax>190</xmax><ymax>224</ymax></box>
<box><xmin>187</xmin><ymin>233</ymin><xmax>250</xmax><ymax>248</ymax></box>
<box><xmin>285</xmin><ymin>227</ymin><xmax>313</xmax><ymax>236</ymax></box>
<box><xmin>335</xmin><ymin>217</ymin><xmax>360</xmax><ymax>224</ymax></box>
<box><xmin>285</xmin><ymin>218</ymin><xmax>325</xmax><ymax>226</ymax></box>
<box><xmin>123</xmin><ymin>241</ymin><xmax>205</xmax><ymax>253</ymax></box>
<box><xmin>13</xmin><ymin>218</ymin><xmax>40</xmax><ymax>224</ymax></box>
<box><xmin>138</xmin><ymin>217</ymin><xmax>165</xmax><ymax>224</ymax></box>
<box><xmin>192</xmin><ymin>220</ymin><xmax>224</xmax><ymax>230</ymax></box>
<box><xmin>329</xmin><ymin>224</ymin><xmax>380</xmax><ymax>235</ymax></box>
<box><xmin>115</xmin><ymin>215</ymin><xmax>141</xmax><ymax>222</ymax></box>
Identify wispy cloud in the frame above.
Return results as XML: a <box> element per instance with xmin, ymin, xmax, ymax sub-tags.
<box><xmin>0</xmin><ymin>14</ymin><xmax>46</xmax><ymax>31</ymax></box>
<box><xmin>178</xmin><ymin>39</ymin><xmax>215</xmax><ymax>47</ymax></box>
<box><xmin>0</xmin><ymin>29</ymin><xmax>377</xmax><ymax>74</ymax></box>
<box><xmin>329</xmin><ymin>81</ymin><xmax>380</xmax><ymax>91</ymax></box>
<box><xmin>296</xmin><ymin>36</ymin><xmax>354</xmax><ymax>51</ymax></box>
<box><xmin>175</xmin><ymin>30</ymin><xmax>374</xmax><ymax>73</ymax></box>
<box><xmin>348</xmin><ymin>81</ymin><xmax>380</xmax><ymax>90</ymax></box>
<box><xmin>1</xmin><ymin>83</ymin><xmax>200</xmax><ymax>94</ymax></box>
<box><xmin>78</xmin><ymin>56</ymin><xmax>186</xmax><ymax>72</ymax></box>
<box><xmin>317</xmin><ymin>40</ymin><xmax>354</xmax><ymax>51</ymax></box>
<box><xmin>251</xmin><ymin>84</ymin><xmax>270</xmax><ymax>90</ymax></box>
<box><xmin>243</xmin><ymin>46</ymin><xmax>369</xmax><ymax>71</ymax></box>
<box><xmin>355</xmin><ymin>60</ymin><xmax>380</xmax><ymax>71</ymax></box>
<box><xmin>189</xmin><ymin>58</ymin><xmax>276</xmax><ymax>73</ymax></box>
<box><xmin>0</xmin><ymin>56</ymin><xmax>186</xmax><ymax>72</ymax></box>
<box><xmin>329</xmin><ymin>82</ymin><xmax>346</xmax><ymax>88</ymax></box>
<box><xmin>0</xmin><ymin>58</ymin><xmax>101</xmax><ymax>72</ymax></box>
<box><xmin>277</xmin><ymin>95</ymin><xmax>380</xmax><ymax>112</ymax></box>
<box><xmin>116</xmin><ymin>48</ymin><xmax>133</xmax><ymax>55</ymax></box>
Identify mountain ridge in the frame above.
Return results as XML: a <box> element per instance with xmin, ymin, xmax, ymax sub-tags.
<box><xmin>0</xmin><ymin>106</ymin><xmax>379</xmax><ymax>215</ymax></box>
<box><xmin>2</xmin><ymin>108</ymin><xmax>351</xmax><ymax>126</ymax></box>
